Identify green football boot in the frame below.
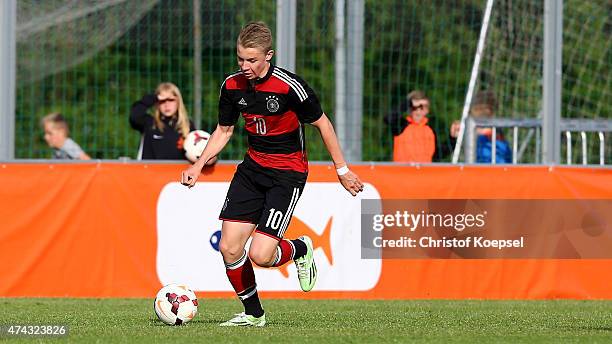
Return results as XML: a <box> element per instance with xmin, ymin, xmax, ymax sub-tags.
<box><xmin>294</xmin><ymin>236</ymin><xmax>317</xmax><ymax>292</ymax></box>
<box><xmin>219</xmin><ymin>312</ymin><xmax>266</xmax><ymax>327</ymax></box>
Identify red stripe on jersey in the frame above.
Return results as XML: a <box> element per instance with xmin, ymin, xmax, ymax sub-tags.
<box><xmin>255</xmin><ymin>76</ymin><xmax>290</xmax><ymax>94</ymax></box>
<box><xmin>243</xmin><ymin>111</ymin><xmax>299</xmax><ymax>135</ymax></box>
<box><xmin>225</xmin><ymin>74</ymin><xmax>248</xmax><ymax>90</ymax></box>
<box><xmin>219</xmin><ymin>217</ymin><xmax>256</xmax><ymax>224</ymax></box>
<box><xmin>247</xmin><ymin>148</ymin><xmax>308</xmax><ymax>173</ymax></box>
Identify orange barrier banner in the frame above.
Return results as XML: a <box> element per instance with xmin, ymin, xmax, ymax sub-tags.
<box><xmin>0</xmin><ymin>162</ymin><xmax>611</xmax><ymax>299</ymax></box>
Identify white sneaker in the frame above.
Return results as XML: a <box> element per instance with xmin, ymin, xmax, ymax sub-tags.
<box><xmin>219</xmin><ymin>312</ymin><xmax>266</xmax><ymax>327</ymax></box>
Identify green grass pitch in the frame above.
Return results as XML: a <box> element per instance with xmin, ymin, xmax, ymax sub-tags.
<box><xmin>1</xmin><ymin>298</ymin><xmax>611</xmax><ymax>343</ymax></box>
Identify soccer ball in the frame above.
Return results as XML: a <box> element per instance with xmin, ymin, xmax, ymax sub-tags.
<box><xmin>184</xmin><ymin>130</ymin><xmax>211</xmax><ymax>162</ymax></box>
<box><xmin>153</xmin><ymin>284</ymin><xmax>198</xmax><ymax>325</ymax></box>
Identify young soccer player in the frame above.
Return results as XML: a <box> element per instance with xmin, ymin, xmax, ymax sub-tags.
<box><xmin>180</xmin><ymin>21</ymin><xmax>363</xmax><ymax>326</ymax></box>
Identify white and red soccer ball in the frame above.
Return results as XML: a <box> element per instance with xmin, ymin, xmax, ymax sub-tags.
<box><xmin>154</xmin><ymin>284</ymin><xmax>198</xmax><ymax>325</ymax></box>
<box><xmin>184</xmin><ymin>130</ymin><xmax>210</xmax><ymax>163</ymax></box>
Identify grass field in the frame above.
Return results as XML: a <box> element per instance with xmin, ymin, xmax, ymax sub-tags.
<box><xmin>1</xmin><ymin>298</ymin><xmax>611</xmax><ymax>343</ymax></box>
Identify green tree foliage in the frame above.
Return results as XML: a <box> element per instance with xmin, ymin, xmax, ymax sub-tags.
<box><xmin>16</xmin><ymin>0</ymin><xmax>610</xmax><ymax>161</ymax></box>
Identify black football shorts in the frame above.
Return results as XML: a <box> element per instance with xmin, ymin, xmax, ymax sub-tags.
<box><xmin>219</xmin><ymin>156</ymin><xmax>307</xmax><ymax>240</ymax></box>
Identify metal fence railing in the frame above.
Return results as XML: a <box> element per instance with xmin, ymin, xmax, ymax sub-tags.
<box><xmin>464</xmin><ymin>118</ymin><xmax>612</xmax><ymax>165</ymax></box>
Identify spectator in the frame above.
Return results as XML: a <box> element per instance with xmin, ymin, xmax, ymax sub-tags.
<box><xmin>385</xmin><ymin>90</ymin><xmax>445</xmax><ymax>163</ymax></box>
<box><xmin>450</xmin><ymin>90</ymin><xmax>512</xmax><ymax>163</ymax></box>
<box><xmin>130</xmin><ymin>82</ymin><xmax>216</xmax><ymax>164</ymax></box>
<box><xmin>41</xmin><ymin>112</ymin><xmax>91</xmax><ymax>160</ymax></box>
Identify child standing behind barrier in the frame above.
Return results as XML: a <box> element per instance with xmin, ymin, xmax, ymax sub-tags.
<box><xmin>41</xmin><ymin>113</ymin><xmax>91</xmax><ymax>160</ymax></box>
<box><xmin>385</xmin><ymin>90</ymin><xmax>441</xmax><ymax>163</ymax></box>
<box><xmin>450</xmin><ymin>90</ymin><xmax>512</xmax><ymax>163</ymax></box>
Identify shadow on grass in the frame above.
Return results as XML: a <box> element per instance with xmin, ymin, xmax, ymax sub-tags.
<box><xmin>574</xmin><ymin>326</ymin><xmax>612</xmax><ymax>332</ymax></box>
<box><xmin>148</xmin><ymin>317</ymin><xmax>230</xmax><ymax>327</ymax></box>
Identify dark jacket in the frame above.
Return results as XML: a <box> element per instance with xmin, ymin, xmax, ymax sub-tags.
<box><xmin>129</xmin><ymin>94</ymin><xmax>195</xmax><ymax>160</ymax></box>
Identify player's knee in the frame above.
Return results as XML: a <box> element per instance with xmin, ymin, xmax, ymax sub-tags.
<box><xmin>219</xmin><ymin>241</ymin><xmax>243</xmax><ymax>262</ymax></box>
<box><xmin>248</xmin><ymin>249</ymin><xmax>274</xmax><ymax>267</ymax></box>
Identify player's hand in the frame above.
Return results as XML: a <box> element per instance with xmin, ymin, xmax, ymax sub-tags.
<box><xmin>338</xmin><ymin>170</ymin><xmax>364</xmax><ymax>196</ymax></box>
<box><xmin>180</xmin><ymin>164</ymin><xmax>202</xmax><ymax>188</ymax></box>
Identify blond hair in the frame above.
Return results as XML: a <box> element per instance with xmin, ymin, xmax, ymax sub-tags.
<box><xmin>407</xmin><ymin>90</ymin><xmax>428</xmax><ymax>103</ymax></box>
<box><xmin>41</xmin><ymin>112</ymin><xmax>69</xmax><ymax>136</ymax></box>
<box><xmin>237</xmin><ymin>21</ymin><xmax>273</xmax><ymax>52</ymax></box>
<box><xmin>154</xmin><ymin>82</ymin><xmax>190</xmax><ymax>138</ymax></box>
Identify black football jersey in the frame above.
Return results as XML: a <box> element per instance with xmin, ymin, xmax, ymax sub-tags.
<box><xmin>218</xmin><ymin>65</ymin><xmax>323</xmax><ymax>173</ymax></box>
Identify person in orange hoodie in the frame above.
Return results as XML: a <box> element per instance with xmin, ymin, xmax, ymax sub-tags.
<box><xmin>385</xmin><ymin>90</ymin><xmax>442</xmax><ymax>163</ymax></box>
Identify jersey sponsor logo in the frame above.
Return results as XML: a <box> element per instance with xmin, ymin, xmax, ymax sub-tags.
<box><xmin>238</xmin><ymin>98</ymin><xmax>248</xmax><ymax>106</ymax></box>
<box><xmin>153</xmin><ymin>134</ymin><xmax>164</xmax><ymax>139</ymax></box>
<box><xmin>266</xmin><ymin>95</ymin><xmax>280</xmax><ymax>113</ymax></box>
<box><xmin>156</xmin><ymin>182</ymin><xmax>382</xmax><ymax>291</ymax></box>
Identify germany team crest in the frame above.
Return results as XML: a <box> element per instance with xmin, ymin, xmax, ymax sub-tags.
<box><xmin>266</xmin><ymin>95</ymin><xmax>280</xmax><ymax>113</ymax></box>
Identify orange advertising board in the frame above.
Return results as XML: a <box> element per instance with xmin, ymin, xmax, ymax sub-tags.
<box><xmin>0</xmin><ymin>162</ymin><xmax>611</xmax><ymax>299</ymax></box>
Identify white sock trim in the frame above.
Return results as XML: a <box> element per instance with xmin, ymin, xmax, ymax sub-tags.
<box><xmin>225</xmin><ymin>250</ymin><xmax>247</xmax><ymax>270</ymax></box>
<box><xmin>238</xmin><ymin>287</ymin><xmax>258</xmax><ymax>300</ymax></box>
<box><xmin>287</xmin><ymin>240</ymin><xmax>296</xmax><ymax>259</ymax></box>
<box><xmin>272</xmin><ymin>246</ymin><xmax>282</xmax><ymax>266</ymax></box>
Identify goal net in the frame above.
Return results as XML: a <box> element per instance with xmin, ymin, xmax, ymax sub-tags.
<box><xmin>17</xmin><ymin>0</ymin><xmax>159</xmax><ymax>85</ymax></box>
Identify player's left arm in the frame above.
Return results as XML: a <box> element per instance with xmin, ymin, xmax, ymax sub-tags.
<box><xmin>289</xmin><ymin>73</ymin><xmax>363</xmax><ymax>196</ymax></box>
<box><xmin>310</xmin><ymin>114</ymin><xmax>364</xmax><ymax>196</ymax></box>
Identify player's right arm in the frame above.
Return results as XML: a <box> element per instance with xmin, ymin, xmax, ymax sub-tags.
<box><xmin>181</xmin><ymin>78</ymin><xmax>240</xmax><ymax>188</ymax></box>
<box><xmin>181</xmin><ymin>124</ymin><xmax>233</xmax><ymax>187</ymax></box>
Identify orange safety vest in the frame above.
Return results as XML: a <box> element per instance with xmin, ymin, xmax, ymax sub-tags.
<box><xmin>393</xmin><ymin>116</ymin><xmax>436</xmax><ymax>163</ymax></box>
